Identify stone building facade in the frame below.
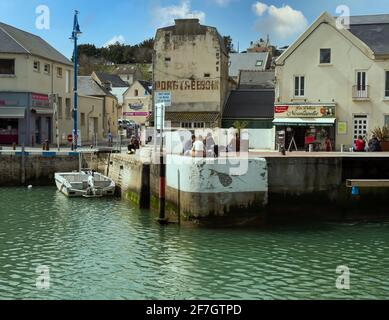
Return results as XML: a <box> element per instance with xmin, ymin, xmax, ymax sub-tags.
<box><xmin>153</xmin><ymin>19</ymin><xmax>229</xmax><ymax>129</ymax></box>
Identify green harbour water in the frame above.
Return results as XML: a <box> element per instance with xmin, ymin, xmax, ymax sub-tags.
<box><xmin>0</xmin><ymin>187</ymin><xmax>388</xmax><ymax>300</ymax></box>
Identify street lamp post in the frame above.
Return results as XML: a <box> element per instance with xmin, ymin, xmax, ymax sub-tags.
<box><xmin>70</xmin><ymin>10</ymin><xmax>82</xmax><ymax>151</ymax></box>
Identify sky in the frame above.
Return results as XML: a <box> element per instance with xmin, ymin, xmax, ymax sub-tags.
<box><xmin>1</xmin><ymin>0</ymin><xmax>389</xmax><ymax>59</ymax></box>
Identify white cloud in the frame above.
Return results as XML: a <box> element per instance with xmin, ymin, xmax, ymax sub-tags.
<box><xmin>152</xmin><ymin>0</ymin><xmax>206</xmax><ymax>27</ymax></box>
<box><xmin>252</xmin><ymin>2</ymin><xmax>268</xmax><ymax>16</ymax></box>
<box><xmin>103</xmin><ymin>35</ymin><xmax>125</xmax><ymax>47</ymax></box>
<box><xmin>213</xmin><ymin>0</ymin><xmax>230</xmax><ymax>6</ymax></box>
<box><xmin>253</xmin><ymin>2</ymin><xmax>308</xmax><ymax>40</ymax></box>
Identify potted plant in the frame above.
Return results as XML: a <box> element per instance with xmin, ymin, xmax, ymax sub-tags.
<box><xmin>371</xmin><ymin>126</ymin><xmax>389</xmax><ymax>151</ymax></box>
<box><xmin>233</xmin><ymin>121</ymin><xmax>249</xmax><ymax>152</ymax></box>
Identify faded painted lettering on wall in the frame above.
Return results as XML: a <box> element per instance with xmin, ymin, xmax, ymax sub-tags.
<box><xmin>155</xmin><ymin>80</ymin><xmax>220</xmax><ymax>91</ymax></box>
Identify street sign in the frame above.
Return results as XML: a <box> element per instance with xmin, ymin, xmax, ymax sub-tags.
<box><xmin>155</xmin><ymin>92</ymin><xmax>171</xmax><ymax>107</ymax></box>
<box><xmin>155</xmin><ymin>102</ymin><xmax>165</xmax><ymax>131</ymax></box>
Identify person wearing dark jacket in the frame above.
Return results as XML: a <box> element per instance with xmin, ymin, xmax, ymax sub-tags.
<box><xmin>368</xmin><ymin>135</ymin><xmax>382</xmax><ymax>152</ymax></box>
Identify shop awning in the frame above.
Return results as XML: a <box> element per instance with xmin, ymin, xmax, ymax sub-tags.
<box><xmin>0</xmin><ymin>107</ymin><xmax>25</xmax><ymax>118</ymax></box>
<box><xmin>273</xmin><ymin>118</ymin><xmax>336</xmax><ymax>126</ymax></box>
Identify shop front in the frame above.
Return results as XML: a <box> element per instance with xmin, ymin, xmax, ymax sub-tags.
<box><xmin>273</xmin><ymin>104</ymin><xmax>336</xmax><ymax>151</ymax></box>
<box><xmin>0</xmin><ymin>92</ymin><xmax>53</xmax><ymax>146</ymax></box>
<box><xmin>30</xmin><ymin>93</ymin><xmax>53</xmax><ymax>145</ymax></box>
<box><xmin>0</xmin><ymin>93</ymin><xmax>28</xmax><ymax>145</ymax></box>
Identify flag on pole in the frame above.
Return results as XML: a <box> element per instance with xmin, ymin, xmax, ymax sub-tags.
<box><xmin>71</xmin><ymin>10</ymin><xmax>82</xmax><ymax>39</ymax></box>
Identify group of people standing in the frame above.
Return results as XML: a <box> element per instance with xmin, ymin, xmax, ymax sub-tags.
<box><xmin>353</xmin><ymin>135</ymin><xmax>382</xmax><ymax>152</ymax></box>
<box><xmin>183</xmin><ymin>133</ymin><xmax>218</xmax><ymax>158</ymax></box>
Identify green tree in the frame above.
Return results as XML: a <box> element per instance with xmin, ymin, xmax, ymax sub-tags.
<box><xmin>223</xmin><ymin>36</ymin><xmax>235</xmax><ymax>54</ymax></box>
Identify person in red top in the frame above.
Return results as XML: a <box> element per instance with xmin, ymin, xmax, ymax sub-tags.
<box><xmin>324</xmin><ymin>136</ymin><xmax>332</xmax><ymax>152</ymax></box>
<box><xmin>354</xmin><ymin>135</ymin><xmax>366</xmax><ymax>152</ymax></box>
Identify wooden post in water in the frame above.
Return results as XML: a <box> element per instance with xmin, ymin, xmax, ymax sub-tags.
<box><xmin>177</xmin><ymin>169</ymin><xmax>181</xmax><ymax>225</ymax></box>
<box><xmin>21</xmin><ymin>144</ymin><xmax>26</xmax><ymax>185</ymax></box>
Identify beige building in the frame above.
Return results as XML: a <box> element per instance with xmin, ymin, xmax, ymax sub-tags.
<box><xmin>78</xmin><ymin>76</ymin><xmax>119</xmax><ymax>138</ymax></box>
<box><xmin>78</xmin><ymin>95</ymin><xmax>104</xmax><ymax>144</ymax></box>
<box><xmin>275</xmin><ymin>12</ymin><xmax>389</xmax><ymax>150</ymax></box>
<box><xmin>153</xmin><ymin>19</ymin><xmax>229</xmax><ymax>128</ymax></box>
<box><xmin>0</xmin><ymin>22</ymin><xmax>74</xmax><ymax>146</ymax></box>
<box><xmin>122</xmin><ymin>80</ymin><xmax>152</xmax><ymax>125</ymax></box>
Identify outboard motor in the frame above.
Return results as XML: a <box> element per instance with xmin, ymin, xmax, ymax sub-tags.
<box><xmin>87</xmin><ymin>174</ymin><xmax>97</xmax><ymax>196</ymax></box>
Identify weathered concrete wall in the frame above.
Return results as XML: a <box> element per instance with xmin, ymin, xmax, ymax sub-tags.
<box><xmin>84</xmin><ymin>153</ymin><xmax>150</xmax><ymax>208</ymax></box>
<box><xmin>150</xmin><ymin>155</ymin><xmax>268</xmax><ymax>225</ymax></box>
<box><xmin>0</xmin><ymin>154</ymin><xmax>79</xmax><ymax>186</ymax></box>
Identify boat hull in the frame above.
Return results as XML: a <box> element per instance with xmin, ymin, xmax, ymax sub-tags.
<box><xmin>55</xmin><ymin>172</ymin><xmax>116</xmax><ymax>198</ymax></box>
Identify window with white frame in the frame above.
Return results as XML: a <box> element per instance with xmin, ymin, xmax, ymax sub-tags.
<box><xmin>44</xmin><ymin>64</ymin><xmax>50</xmax><ymax>74</ymax></box>
<box><xmin>57</xmin><ymin>67</ymin><xmax>63</xmax><ymax>78</ymax></box>
<box><xmin>194</xmin><ymin>122</ymin><xmax>205</xmax><ymax>129</ymax></box>
<box><xmin>385</xmin><ymin>115</ymin><xmax>389</xmax><ymax>128</ymax></box>
<box><xmin>33</xmin><ymin>61</ymin><xmax>40</xmax><ymax>72</ymax></box>
<box><xmin>294</xmin><ymin>75</ymin><xmax>305</xmax><ymax>97</ymax></box>
<box><xmin>320</xmin><ymin>49</ymin><xmax>331</xmax><ymax>64</ymax></box>
<box><xmin>181</xmin><ymin>122</ymin><xmax>192</xmax><ymax>129</ymax></box>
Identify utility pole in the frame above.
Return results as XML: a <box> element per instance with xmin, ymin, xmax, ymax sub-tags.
<box><xmin>70</xmin><ymin>10</ymin><xmax>82</xmax><ymax>151</ymax></box>
<box><xmin>156</xmin><ymin>102</ymin><xmax>168</xmax><ymax>225</ymax></box>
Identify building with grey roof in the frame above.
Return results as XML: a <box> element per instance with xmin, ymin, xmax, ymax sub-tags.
<box><xmin>0</xmin><ymin>21</ymin><xmax>74</xmax><ymax>146</ymax></box>
<box><xmin>0</xmin><ymin>22</ymin><xmax>72</xmax><ymax>65</ymax></box>
<box><xmin>229</xmin><ymin>52</ymin><xmax>270</xmax><ymax>78</ymax></box>
<box><xmin>348</xmin><ymin>14</ymin><xmax>389</xmax><ymax>57</ymax></box>
<box><xmin>239</xmin><ymin>70</ymin><xmax>275</xmax><ymax>90</ymax></box>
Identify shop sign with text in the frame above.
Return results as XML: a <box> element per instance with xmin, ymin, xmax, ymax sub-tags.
<box><xmin>32</xmin><ymin>93</ymin><xmax>50</xmax><ymax>108</ymax></box>
<box><xmin>275</xmin><ymin>105</ymin><xmax>335</xmax><ymax>118</ymax></box>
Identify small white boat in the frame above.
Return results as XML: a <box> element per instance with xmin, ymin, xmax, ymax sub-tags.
<box><xmin>55</xmin><ymin>171</ymin><xmax>116</xmax><ymax>198</ymax></box>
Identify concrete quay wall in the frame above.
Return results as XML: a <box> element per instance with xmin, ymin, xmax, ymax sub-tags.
<box><xmin>84</xmin><ymin>153</ymin><xmax>150</xmax><ymax>208</ymax></box>
<box><xmin>0</xmin><ymin>153</ymin><xmax>79</xmax><ymax>186</ymax></box>
<box><xmin>265</xmin><ymin>156</ymin><xmax>389</xmax><ymax>221</ymax></box>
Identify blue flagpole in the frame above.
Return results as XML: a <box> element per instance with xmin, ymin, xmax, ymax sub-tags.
<box><xmin>71</xmin><ymin>10</ymin><xmax>81</xmax><ymax>151</ymax></box>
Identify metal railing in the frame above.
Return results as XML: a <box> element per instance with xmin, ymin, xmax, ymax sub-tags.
<box><xmin>352</xmin><ymin>85</ymin><xmax>370</xmax><ymax>99</ymax></box>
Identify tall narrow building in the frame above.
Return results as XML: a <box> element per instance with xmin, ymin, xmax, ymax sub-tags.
<box><xmin>153</xmin><ymin>19</ymin><xmax>229</xmax><ymax>129</ymax></box>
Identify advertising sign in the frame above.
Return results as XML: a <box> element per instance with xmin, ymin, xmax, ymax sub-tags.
<box><xmin>275</xmin><ymin>105</ymin><xmax>336</xmax><ymax>118</ymax></box>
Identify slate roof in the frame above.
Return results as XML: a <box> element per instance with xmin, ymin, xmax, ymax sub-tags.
<box><xmin>0</xmin><ymin>22</ymin><xmax>72</xmax><ymax>66</ymax></box>
<box><xmin>223</xmin><ymin>90</ymin><xmax>275</xmax><ymax>119</ymax></box>
<box><xmin>138</xmin><ymin>80</ymin><xmax>152</xmax><ymax>94</ymax></box>
<box><xmin>94</xmin><ymin>72</ymin><xmax>129</xmax><ymax>88</ymax></box>
<box><xmin>229</xmin><ymin>52</ymin><xmax>269</xmax><ymax>77</ymax></box>
<box><xmin>349</xmin><ymin>14</ymin><xmax>389</xmax><ymax>56</ymax></box>
<box><xmin>78</xmin><ymin>76</ymin><xmax>113</xmax><ymax>97</ymax></box>
<box><xmin>239</xmin><ymin>71</ymin><xmax>275</xmax><ymax>89</ymax></box>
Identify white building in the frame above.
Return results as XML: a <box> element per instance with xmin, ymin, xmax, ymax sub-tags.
<box><xmin>275</xmin><ymin>12</ymin><xmax>389</xmax><ymax>150</ymax></box>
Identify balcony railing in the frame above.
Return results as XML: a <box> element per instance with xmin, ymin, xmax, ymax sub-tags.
<box><xmin>352</xmin><ymin>85</ymin><xmax>370</xmax><ymax>100</ymax></box>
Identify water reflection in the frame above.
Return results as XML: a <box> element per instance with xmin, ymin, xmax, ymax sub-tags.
<box><xmin>0</xmin><ymin>187</ymin><xmax>389</xmax><ymax>300</ymax></box>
